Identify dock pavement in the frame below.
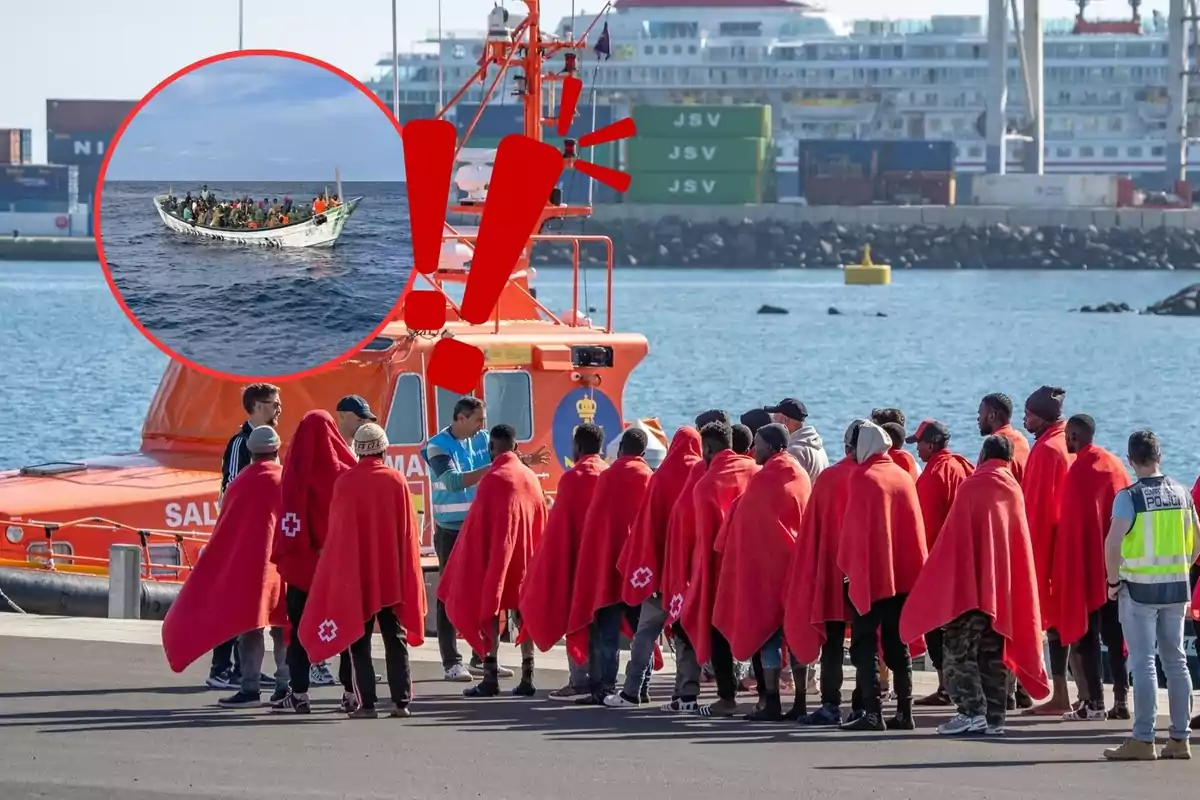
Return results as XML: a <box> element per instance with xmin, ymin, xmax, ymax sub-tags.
<box><xmin>0</xmin><ymin>614</ymin><xmax>1190</xmax><ymax>799</ymax></box>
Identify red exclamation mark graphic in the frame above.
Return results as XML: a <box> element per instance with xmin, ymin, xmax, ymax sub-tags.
<box><xmin>426</xmin><ymin>134</ymin><xmax>564</xmax><ymax>393</ymax></box>
<box><xmin>557</xmin><ymin>76</ymin><xmax>583</xmax><ymax>137</ymax></box>
<box><xmin>401</xmin><ymin>120</ymin><xmax>457</xmax><ymax>333</ymax></box>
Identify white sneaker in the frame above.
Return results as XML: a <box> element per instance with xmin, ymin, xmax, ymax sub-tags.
<box><xmin>444</xmin><ymin>664</ymin><xmax>474</xmax><ymax>682</ymax></box>
<box><xmin>985</xmin><ymin>724</ymin><xmax>1006</xmax><ymax>736</ymax></box>
<box><xmin>309</xmin><ymin>662</ymin><xmax>335</xmax><ymax>686</ymax></box>
<box><xmin>937</xmin><ymin>713</ymin><xmax>987</xmax><ymax>735</ymax></box>
<box><xmin>604</xmin><ymin>693</ymin><xmax>640</xmax><ymax>708</ymax></box>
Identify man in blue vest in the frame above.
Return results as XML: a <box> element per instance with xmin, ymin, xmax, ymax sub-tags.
<box><xmin>1103</xmin><ymin>429</ymin><xmax>1200</xmax><ymax>761</ymax></box>
<box><xmin>422</xmin><ymin>396</ymin><xmax>550</xmax><ymax>682</ymax></box>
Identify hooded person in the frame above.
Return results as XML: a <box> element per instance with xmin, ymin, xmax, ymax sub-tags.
<box><xmin>677</xmin><ymin>421</ymin><xmax>761</xmax><ymax>718</ymax></box>
<box><xmin>659</xmin><ymin>410</ymin><xmax>728</xmax><ymax>712</ymax></box>
<box><xmin>899</xmin><ymin>434</ymin><xmax>1050</xmax><ymax>738</ymax></box>
<box><xmin>517</xmin><ymin>423</ymin><xmax>608</xmax><ymax>702</ymax></box>
<box><xmin>783</xmin><ymin>419</ymin><xmax>867</xmax><ymax>726</ymax></box>
<box><xmin>163</xmin><ymin>426</ymin><xmax>290</xmax><ymax>709</ymax></box>
<box><xmin>437</xmin><ymin>424</ymin><xmax>547</xmax><ymax>699</ymax></box>
<box><xmin>565</xmin><ymin>428</ymin><xmax>655</xmax><ymax>705</ymax></box>
<box><xmin>269</xmin><ymin>410</ymin><xmax>358</xmax><ymax>714</ymax></box>
<box><xmin>1050</xmin><ymin>414</ymin><xmax>1132</xmax><ymax>722</ymax></box>
<box><xmin>296</xmin><ymin>423</ymin><xmax>427</xmax><ymax>719</ymax></box>
<box><xmin>765</xmin><ymin>398</ymin><xmax>829</xmax><ymax>483</ymax></box>
<box><xmin>977</xmin><ymin>393</ymin><xmax>1030</xmax><ymax>483</ymax></box>
<box><xmin>907</xmin><ymin>420</ymin><xmax>976</xmax><ymax>708</ymax></box>
<box><xmin>1019</xmin><ymin>385</ymin><xmax>1077</xmax><ymax>716</ymax></box>
<box><xmin>836</xmin><ymin>421</ymin><xmax>929</xmax><ymax>732</ymax></box>
<box><xmin>607</xmin><ymin>426</ymin><xmax>703</xmax><ymax>709</ymax></box>
<box><xmin>710</xmin><ymin>423</ymin><xmax>812</xmax><ymax>722</ymax></box>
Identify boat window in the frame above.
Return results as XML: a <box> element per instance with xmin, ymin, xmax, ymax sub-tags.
<box><xmin>148</xmin><ymin>543</ymin><xmax>182</xmax><ymax>578</ymax></box>
<box><xmin>385</xmin><ymin>374</ymin><xmax>426</xmax><ymax>445</ymax></box>
<box><xmin>26</xmin><ymin>541</ymin><xmax>74</xmax><ymax>566</ymax></box>
<box><xmin>435</xmin><ymin>386</ymin><xmax>474</xmax><ymax>430</ymax></box>
<box><xmin>483</xmin><ymin>370</ymin><xmax>533</xmax><ymax>442</ymax></box>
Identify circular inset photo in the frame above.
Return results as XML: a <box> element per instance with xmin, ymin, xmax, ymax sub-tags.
<box><xmin>97</xmin><ymin>50</ymin><xmax>413</xmax><ymax>381</ymax></box>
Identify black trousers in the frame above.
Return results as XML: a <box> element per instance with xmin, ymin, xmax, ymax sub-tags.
<box><xmin>285</xmin><ymin>586</ymin><xmax>312</xmax><ymax>694</ymax></box>
<box><xmin>348</xmin><ymin>608</ymin><xmax>412</xmax><ymax>710</ymax></box>
<box><xmin>210</xmin><ymin>637</ymin><xmax>243</xmax><ymax>677</ymax></box>
<box><xmin>820</xmin><ymin>620</ymin><xmax>847</xmax><ymax>707</ymax></box>
<box><xmin>433</xmin><ymin>526</ymin><xmax>463</xmax><ymax>670</ymax></box>
<box><xmin>849</xmin><ymin>593</ymin><xmax>913</xmax><ymax>714</ymax></box>
<box><xmin>925</xmin><ymin>627</ymin><xmax>945</xmax><ymax>673</ymax></box>
<box><xmin>1047</xmin><ymin>628</ymin><xmax>1069</xmax><ymax>676</ymax></box>
<box><xmin>1073</xmin><ymin>599</ymin><xmax>1129</xmax><ymax>705</ymax></box>
<box><xmin>710</xmin><ymin>627</ymin><xmax>737</xmax><ymax>702</ymax></box>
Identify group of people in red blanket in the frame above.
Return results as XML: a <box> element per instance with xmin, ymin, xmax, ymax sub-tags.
<box><xmin>160</xmin><ymin>384</ymin><xmax>1200</xmax><ymax>762</ymax></box>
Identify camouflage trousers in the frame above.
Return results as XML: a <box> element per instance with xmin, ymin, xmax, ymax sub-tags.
<box><xmin>943</xmin><ymin>610</ymin><xmax>1009</xmax><ymax>728</ymax></box>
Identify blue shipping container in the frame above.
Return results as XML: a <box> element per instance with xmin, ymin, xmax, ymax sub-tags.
<box><xmin>801</xmin><ymin>140</ymin><xmax>881</xmax><ymax>180</ymax></box>
<box><xmin>453</xmin><ymin>104</ymin><xmax>614</xmax><ymax>139</ymax></box>
<box><xmin>76</xmin><ymin>165</ymin><xmax>101</xmax><ymax>206</ymax></box>
<box><xmin>881</xmin><ymin>140</ymin><xmax>955</xmax><ymax>173</ymax></box>
<box><xmin>559</xmin><ymin>172</ymin><xmax>616</xmax><ymax>205</ymax></box>
<box><xmin>0</xmin><ymin>165</ymin><xmax>72</xmax><ymax>205</ymax></box>
<box><xmin>48</xmin><ymin>130</ymin><xmax>113</xmax><ymax>166</ymax></box>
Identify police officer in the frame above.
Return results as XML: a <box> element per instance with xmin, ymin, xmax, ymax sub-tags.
<box><xmin>1103</xmin><ymin>429</ymin><xmax>1200</xmax><ymax>762</ymax></box>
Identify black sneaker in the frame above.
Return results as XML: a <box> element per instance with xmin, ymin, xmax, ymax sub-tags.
<box><xmin>574</xmin><ymin>692</ymin><xmax>607</xmax><ymax>706</ymax></box>
<box><xmin>270</xmin><ymin>692</ymin><xmax>311</xmax><ymax>714</ymax></box>
<box><xmin>797</xmin><ymin>703</ymin><xmax>842</xmax><ymax>726</ymax></box>
<box><xmin>511</xmin><ymin>681</ymin><xmax>536</xmax><ymax>697</ymax></box>
<box><xmin>269</xmin><ymin>688</ymin><xmax>288</xmax><ymax>704</ymax></box>
<box><xmin>464</xmin><ymin>681</ymin><xmax>500</xmax><ymax>698</ymax></box>
<box><xmin>205</xmin><ymin>669</ymin><xmax>237</xmax><ymax>690</ymax></box>
<box><xmin>639</xmin><ymin>692</ymin><xmax>651</xmax><ymax>704</ymax></box>
<box><xmin>839</xmin><ymin>711</ymin><xmax>885</xmax><ymax>731</ymax></box>
<box><xmin>886</xmin><ymin>712</ymin><xmax>916</xmax><ymax>731</ymax></box>
<box><xmin>1109</xmin><ymin>703</ymin><xmax>1131</xmax><ymax>721</ymax></box>
<box><xmin>218</xmin><ymin>691</ymin><xmax>262</xmax><ymax>709</ymax></box>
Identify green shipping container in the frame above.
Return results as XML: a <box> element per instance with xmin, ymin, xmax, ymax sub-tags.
<box><xmin>625</xmin><ymin>171</ymin><xmax>764</xmax><ymax>204</ymax></box>
<box><xmin>458</xmin><ymin>136</ymin><xmax>614</xmax><ymax>167</ymax></box>
<box><xmin>626</xmin><ymin>137</ymin><xmax>769</xmax><ymax>174</ymax></box>
<box><xmin>632</xmin><ymin>105</ymin><xmax>772</xmax><ymax>140</ymax></box>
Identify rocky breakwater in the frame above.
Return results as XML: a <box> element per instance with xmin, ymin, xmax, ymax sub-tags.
<box><xmin>531</xmin><ymin>216</ymin><xmax>1200</xmax><ymax>270</ymax></box>
<box><xmin>1145</xmin><ymin>284</ymin><xmax>1200</xmax><ymax>316</ymax></box>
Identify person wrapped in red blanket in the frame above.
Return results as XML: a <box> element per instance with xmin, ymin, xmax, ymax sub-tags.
<box><xmin>977</xmin><ymin>393</ymin><xmax>1030</xmax><ymax>483</ymax></box>
<box><xmin>1052</xmin><ymin>414</ymin><xmax>1132</xmax><ymax>721</ymax></box>
<box><xmin>871</xmin><ymin>409</ymin><xmax>920</xmax><ymax>482</ymax></box>
<box><xmin>297</xmin><ymin>423</ymin><xmax>427</xmax><ymax>719</ymax></box>
<box><xmin>518</xmin><ymin>423</ymin><xmax>608</xmax><ymax>700</ymax></box>
<box><xmin>783</xmin><ymin>419</ymin><xmax>869</xmax><ymax>726</ymax></box>
<box><xmin>566</xmin><ymin>428</ymin><xmax>654</xmax><ymax>705</ymax></box>
<box><xmin>438</xmin><ymin>424</ymin><xmax>547</xmax><ymax>698</ymax></box>
<box><xmin>677</xmin><ymin>421</ymin><xmax>759</xmax><ymax>718</ymax></box>
<box><xmin>900</xmin><ymin>434</ymin><xmax>1050</xmax><ymax>737</ymax></box>
<box><xmin>712</xmin><ymin>423</ymin><xmax>811</xmax><ymax>722</ymax></box>
<box><xmin>270</xmin><ymin>409</ymin><xmax>357</xmax><ymax>714</ymax></box>
<box><xmin>907</xmin><ymin>419</ymin><xmax>975</xmax><ymax>708</ymax></box>
<box><xmin>836</xmin><ymin>420</ymin><xmax>928</xmax><ymax>732</ymax></box>
<box><xmin>162</xmin><ymin>426</ymin><xmax>290</xmax><ymax>709</ymax></box>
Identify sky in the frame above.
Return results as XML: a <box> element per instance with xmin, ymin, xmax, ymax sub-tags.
<box><xmin>5</xmin><ymin>0</ymin><xmax>1174</xmax><ymax>163</ymax></box>
<box><xmin>104</xmin><ymin>55</ymin><xmax>404</xmax><ymax>181</ymax></box>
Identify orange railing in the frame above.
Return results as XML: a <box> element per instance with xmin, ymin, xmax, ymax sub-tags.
<box><xmin>1</xmin><ymin>517</ymin><xmax>211</xmax><ymax>582</ymax></box>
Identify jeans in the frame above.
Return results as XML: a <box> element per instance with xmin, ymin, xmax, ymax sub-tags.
<box><xmin>759</xmin><ymin>630</ymin><xmax>800</xmax><ymax>671</ymax></box>
<box><xmin>238</xmin><ymin>626</ymin><xmax>288</xmax><ymax>695</ymax></box>
<box><xmin>588</xmin><ymin>604</ymin><xmax>626</xmax><ymax>696</ymax></box>
<box><xmin>1118</xmin><ymin>589</ymin><xmax>1191</xmax><ymax>743</ymax></box>
<box><xmin>568</xmin><ymin>656</ymin><xmax>590</xmax><ymax>690</ymax></box>
<box><xmin>622</xmin><ymin>595</ymin><xmax>667</xmax><ymax>699</ymax></box>
<box><xmin>433</xmin><ymin>525</ymin><xmax>463</xmax><ymax>670</ymax></box>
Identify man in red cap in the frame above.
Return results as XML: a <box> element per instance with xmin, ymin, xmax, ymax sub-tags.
<box><xmin>908</xmin><ymin>419</ymin><xmax>975</xmax><ymax>707</ymax></box>
<box><xmin>1020</xmin><ymin>385</ymin><xmax>1077</xmax><ymax>716</ymax></box>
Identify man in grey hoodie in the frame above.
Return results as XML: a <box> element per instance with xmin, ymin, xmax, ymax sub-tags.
<box><xmin>765</xmin><ymin>398</ymin><xmax>829</xmax><ymax>483</ymax></box>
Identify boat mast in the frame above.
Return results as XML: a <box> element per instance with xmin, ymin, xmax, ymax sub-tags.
<box><xmin>392</xmin><ymin>0</ymin><xmax>400</xmax><ymax>120</ymax></box>
<box><xmin>522</xmin><ymin>0</ymin><xmax>544</xmax><ymax>144</ymax></box>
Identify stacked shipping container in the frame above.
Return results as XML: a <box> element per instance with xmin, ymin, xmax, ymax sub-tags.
<box><xmin>0</xmin><ymin>164</ymin><xmax>77</xmax><ymax>213</ymax></box>
<box><xmin>785</xmin><ymin>140</ymin><xmax>956</xmax><ymax>205</ymax></box>
<box><xmin>0</xmin><ymin>129</ymin><xmax>33</xmax><ymax>165</ymax></box>
<box><xmin>624</xmin><ymin>105</ymin><xmax>773</xmax><ymax>204</ymax></box>
<box><xmin>45</xmin><ymin>99</ymin><xmax>137</xmax><ymax>208</ymax></box>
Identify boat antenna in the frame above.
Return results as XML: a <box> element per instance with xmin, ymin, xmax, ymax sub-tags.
<box><xmin>335</xmin><ymin>167</ymin><xmax>343</xmax><ymax>201</ymax></box>
<box><xmin>391</xmin><ymin>0</ymin><xmax>400</xmax><ymax>121</ymax></box>
<box><xmin>237</xmin><ymin>0</ymin><xmax>244</xmax><ymax>49</ymax></box>
<box><xmin>437</xmin><ymin>0</ymin><xmax>445</xmax><ymax>110</ymax></box>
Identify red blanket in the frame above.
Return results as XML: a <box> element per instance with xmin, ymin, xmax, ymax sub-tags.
<box><xmin>565</xmin><ymin>455</ymin><xmax>654</xmax><ymax>663</ymax></box>
<box><xmin>916</xmin><ymin>449</ymin><xmax>975</xmax><ymax>550</ymax></box>
<box><xmin>782</xmin><ymin>457</ymin><xmax>856</xmax><ymax>663</ymax></box>
<box><xmin>837</xmin><ymin>452</ymin><xmax>928</xmax><ymax>619</ymax></box>
<box><xmin>712</xmin><ymin>453</ymin><xmax>811</xmax><ymax>661</ymax></box>
<box><xmin>900</xmin><ymin>460</ymin><xmax>1050</xmax><ymax>700</ymax></box>
<box><xmin>618</xmin><ymin>427</ymin><xmax>702</xmax><ymax>606</ymax></box>
<box><xmin>1047</xmin><ymin>444</ymin><xmax>1129</xmax><ymax>646</ymax></box>
<box><xmin>660</xmin><ymin>459</ymin><xmax>709</xmax><ymax>622</ymax></box>
<box><xmin>438</xmin><ymin>451</ymin><xmax>546</xmax><ymax>657</ymax></box>
<box><xmin>1024</xmin><ymin>420</ymin><xmax>1075</xmax><ymax>623</ymax></box>
<box><xmin>271</xmin><ymin>410</ymin><xmax>356</xmax><ymax>592</ymax></box>
<box><xmin>679</xmin><ymin>450</ymin><xmax>759</xmax><ymax>663</ymax></box>
<box><xmin>891</xmin><ymin>447</ymin><xmax>921</xmax><ymax>482</ymax></box>
<box><xmin>991</xmin><ymin>424</ymin><xmax>1031</xmax><ymax>485</ymax></box>
<box><xmin>297</xmin><ymin>457</ymin><xmax>427</xmax><ymax>664</ymax></box>
<box><xmin>162</xmin><ymin>461</ymin><xmax>285</xmax><ymax>672</ymax></box>
<box><xmin>517</xmin><ymin>454</ymin><xmax>607</xmax><ymax>653</ymax></box>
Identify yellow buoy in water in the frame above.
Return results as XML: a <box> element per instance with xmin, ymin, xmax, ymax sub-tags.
<box><xmin>843</xmin><ymin>244</ymin><xmax>891</xmax><ymax>286</ymax></box>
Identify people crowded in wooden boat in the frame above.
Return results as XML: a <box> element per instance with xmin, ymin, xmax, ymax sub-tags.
<box><xmin>162</xmin><ymin>188</ymin><xmax>343</xmax><ymax>231</ymax></box>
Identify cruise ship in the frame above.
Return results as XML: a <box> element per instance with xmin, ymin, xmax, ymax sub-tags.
<box><xmin>366</xmin><ymin>0</ymin><xmax>1200</xmax><ymax>179</ymax></box>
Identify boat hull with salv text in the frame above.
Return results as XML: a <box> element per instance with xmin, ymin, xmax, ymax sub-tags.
<box><xmin>151</xmin><ymin>195</ymin><xmax>362</xmax><ymax>249</ymax></box>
